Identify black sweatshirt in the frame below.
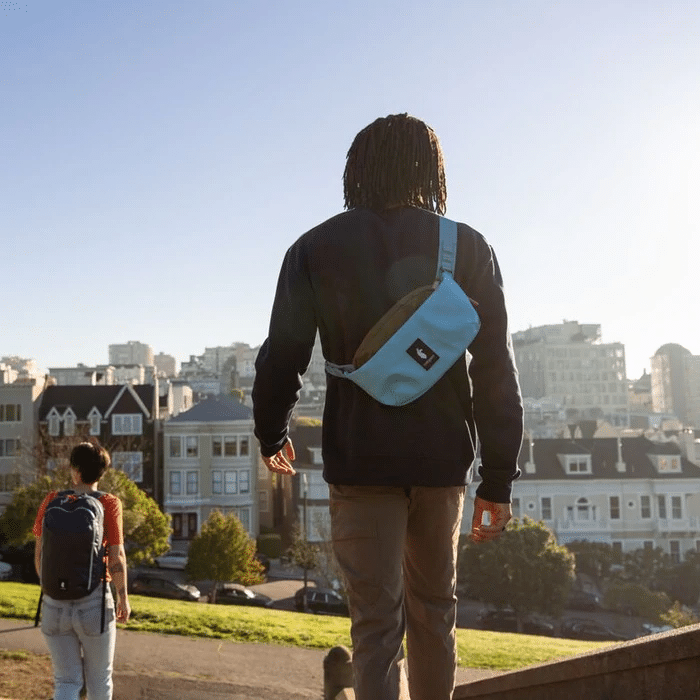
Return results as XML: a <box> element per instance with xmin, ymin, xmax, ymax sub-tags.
<box><xmin>252</xmin><ymin>206</ymin><xmax>523</xmax><ymax>503</ymax></box>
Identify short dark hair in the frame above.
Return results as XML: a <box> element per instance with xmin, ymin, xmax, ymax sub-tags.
<box><xmin>70</xmin><ymin>442</ymin><xmax>111</xmax><ymax>484</ymax></box>
<box><xmin>343</xmin><ymin>113</ymin><xmax>447</xmax><ymax>215</ymax></box>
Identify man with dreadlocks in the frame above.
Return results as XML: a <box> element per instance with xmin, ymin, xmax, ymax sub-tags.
<box><xmin>253</xmin><ymin>113</ymin><xmax>523</xmax><ymax>700</ymax></box>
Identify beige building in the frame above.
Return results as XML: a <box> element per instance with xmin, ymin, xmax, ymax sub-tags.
<box><xmin>108</xmin><ymin>341</ymin><xmax>154</xmax><ymax>367</ymax></box>
<box><xmin>163</xmin><ymin>396</ymin><xmax>259</xmax><ymax>546</ymax></box>
<box><xmin>0</xmin><ymin>376</ymin><xmax>46</xmax><ymax>512</ymax></box>
<box><xmin>513</xmin><ymin>321</ymin><xmax>628</xmax><ymax>418</ymax></box>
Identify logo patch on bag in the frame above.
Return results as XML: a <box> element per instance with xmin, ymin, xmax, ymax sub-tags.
<box><xmin>406</xmin><ymin>339</ymin><xmax>439</xmax><ymax>370</ymax></box>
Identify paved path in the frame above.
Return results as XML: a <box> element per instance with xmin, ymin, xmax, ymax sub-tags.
<box><xmin>0</xmin><ymin>617</ymin><xmax>499</xmax><ymax>699</ymax></box>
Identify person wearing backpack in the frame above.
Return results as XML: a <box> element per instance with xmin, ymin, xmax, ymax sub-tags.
<box><xmin>33</xmin><ymin>442</ymin><xmax>130</xmax><ymax>700</ymax></box>
<box><xmin>252</xmin><ymin>114</ymin><xmax>523</xmax><ymax>700</ymax></box>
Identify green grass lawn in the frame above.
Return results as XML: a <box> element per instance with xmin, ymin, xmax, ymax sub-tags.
<box><xmin>0</xmin><ymin>581</ymin><xmax>606</xmax><ymax>671</ymax></box>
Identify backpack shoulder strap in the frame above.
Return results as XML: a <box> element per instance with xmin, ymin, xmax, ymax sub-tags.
<box><xmin>436</xmin><ymin>217</ymin><xmax>458</xmax><ymax>281</ymax></box>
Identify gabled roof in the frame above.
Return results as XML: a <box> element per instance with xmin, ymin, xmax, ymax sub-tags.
<box><xmin>38</xmin><ymin>384</ymin><xmax>154</xmax><ymax>421</ymax></box>
<box><xmin>168</xmin><ymin>395</ymin><xmax>252</xmax><ymax>423</ymax></box>
<box><xmin>290</xmin><ymin>424</ymin><xmax>323</xmax><ymax>468</ymax></box>
<box><xmin>514</xmin><ymin>437</ymin><xmax>699</xmax><ymax>481</ymax></box>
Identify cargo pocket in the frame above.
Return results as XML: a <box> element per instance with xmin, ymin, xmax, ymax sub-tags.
<box><xmin>76</xmin><ymin>601</ymin><xmax>114</xmax><ymax>637</ymax></box>
<box><xmin>330</xmin><ymin>495</ymin><xmax>381</xmax><ymax>596</ymax></box>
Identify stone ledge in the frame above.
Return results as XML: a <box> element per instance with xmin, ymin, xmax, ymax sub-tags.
<box><xmin>454</xmin><ymin>624</ymin><xmax>700</xmax><ymax>700</ymax></box>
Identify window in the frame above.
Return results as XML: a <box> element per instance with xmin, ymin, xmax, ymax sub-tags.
<box><xmin>671</xmin><ymin>496</ymin><xmax>682</xmax><ymax>520</ymax></box>
<box><xmin>0</xmin><ymin>439</ymin><xmax>20</xmax><ymax>457</ymax></box>
<box><xmin>541</xmin><ymin>497</ymin><xmax>552</xmax><ymax>521</ymax></box>
<box><xmin>89</xmin><ymin>411</ymin><xmax>101</xmax><ymax>436</ymax></box>
<box><xmin>0</xmin><ymin>404</ymin><xmax>21</xmax><ymax>422</ymax></box>
<box><xmin>224</xmin><ymin>437</ymin><xmax>237</xmax><ymax>457</ymax></box>
<box><xmin>643</xmin><ymin>541</ymin><xmax>654</xmax><ymax>551</ymax></box>
<box><xmin>239</xmin><ymin>469</ymin><xmax>250</xmax><ymax>494</ymax></box>
<box><xmin>235</xmin><ymin>507</ymin><xmax>250</xmax><ymax>532</ymax></box>
<box><xmin>609</xmin><ymin>496</ymin><xmax>620</xmax><ymax>520</ymax></box>
<box><xmin>169</xmin><ymin>436</ymin><xmax>182</xmax><ymax>458</ymax></box>
<box><xmin>187</xmin><ymin>513</ymin><xmax>198</xmax><ymax>537</ymax></box>
<box><xmin>112</xmin><ymin>414</ymin><xmax>142</xmax><ymax>435</ymax></box>
<box><xmin>612</xmin><ymin>541</ymin><xmax>622</xmax><ymax>555</ymax></box>
<box><xmin>512</xmin><ymin>497</ymin><xmax>521</xmax><ymax>519</ymax></box>
<box><xmin>63</xmin><ymin>411</ymin><xmax>76</xmax><ymax>437</ymax></box>
<box><xmin>576</xmin><ymin>497</ymin><xmax>591</xmax><ymax>521</ymax></box>
<box><xmin>225</xmin><ymin>471</ymin><xmax>238</xmax><ymax>494</ymax></box>
<box><xmin>641</xmin><ymin>495</ymin><xmax>651</xmax><ymax>519</ymax></box>
<box><xmin>0</xmin><ymin>473</ymin><xmax>20</xmax><ymax>491</ymax></box>
<box><xmin>112</xmin><ymin>452</ymin><xmax>143</xmax><ymax>482</ymax></box>
<box><xmin>565</xmin><ymin>456</ymin><xmax>591</xmax><ymax>474</ymax></box>
<box><xmin>48</xmin><ymin>413</ymin><xmax>60</xmax><ymax>436</ymax></box>
<box><xmin>212</xmin><ymin>470</ymin><xmax>222</xmax><ymax>495</ymax></box>
<box><xmin>212</xmin><ymin>437</ymin><xmax>222</xmax><ymax>457</ymax></box>
<box><xmin>239</xmin><ymin>437</ymin><xmax>249</xmax><ymax>456</ymax></box>
<box><xmin>658</xmin><ymin>495</ymin><xmax>667</xmax><ymax>519</ymax></box>
<box><xmin>185</xmin><ymin>436</ymin><xmax>198</xmax><ymax>458</ymax></box>
<box><xmin>169</xmin><ymin>471</ymin><xmax>181</xmax><ymax>495</ymax></box>
<box><xmin>670</xmin><ymin>540</ymin><xmax>680</xmax><ymax>565</ymax></box>
<box><xmin>186</xmin><ymin>471</ymin><xmax>198</xmax><ymax>495</ymax></box>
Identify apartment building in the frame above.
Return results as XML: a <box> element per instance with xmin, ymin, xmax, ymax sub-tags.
<box><xmin>0</xmin><ymin>376</ymin><xmax>45</xmax><ymax>512</ymax></box>
<box><xmin>163</xmin><ymin>395</ymin><xmax>259</xmax><ymax>545</ymax></box>
<box><xmin>471</xmin><ymin>436</ymin><xmax>700</xmax><ymax>563</ymax></box>
<box><xmin>512</xmin><ymin>321</ymin><xmax>628</xmax><ymax>417</ymax></box>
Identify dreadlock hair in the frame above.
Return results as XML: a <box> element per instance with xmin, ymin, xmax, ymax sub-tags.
<box><xmin>343</xmin><ymin>113</ymin><xmax>447</xmax><ymax>215</ymax></box>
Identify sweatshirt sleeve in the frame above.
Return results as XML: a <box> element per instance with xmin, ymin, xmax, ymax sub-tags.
<box><xmin>253</xmin><ymin>239</ymin><xmax>318</xmax><ymax>457</ymax></box>
<box><xmin>465</xmin><ymin>237</ymin><xmax>523</xmax><ymax>503</ymax></box>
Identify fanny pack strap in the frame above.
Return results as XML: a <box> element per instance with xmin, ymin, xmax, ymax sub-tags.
<box><xmin>436</xmin><ymin>217</ymin><xmax>457</xmax><ymax>281</ymax></box>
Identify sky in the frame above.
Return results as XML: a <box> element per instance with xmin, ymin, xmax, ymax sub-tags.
<box><xmin>1</xmin><ymin>0</ymin><xmax>698</xmax><ymax>380</ymax></box>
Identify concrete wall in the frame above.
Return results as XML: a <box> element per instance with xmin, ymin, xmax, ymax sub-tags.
<box><xmin>454</xmin><ymin>624</ymin><xmax>700</xmax><ymax>700</ymax></box>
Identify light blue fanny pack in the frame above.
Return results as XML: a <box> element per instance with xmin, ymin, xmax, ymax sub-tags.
<box><xmin>325</xmin><ymin>217</ymin><xmax>480</xmax><ymax>406</ymax></box>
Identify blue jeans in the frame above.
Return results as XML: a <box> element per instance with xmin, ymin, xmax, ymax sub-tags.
<box><xmin>40</xmin><ymin>586</ymin><xmax>116</xmax><ymax>700</ymax></box>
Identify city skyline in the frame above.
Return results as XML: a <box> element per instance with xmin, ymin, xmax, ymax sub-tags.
<box><xmin>2</xmin><ymin>1</ymin><xmax>698</xmax><ymax>380</ymax></box>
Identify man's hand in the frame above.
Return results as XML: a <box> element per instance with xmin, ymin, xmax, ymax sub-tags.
<box><xmin>262</xmin><ymin>440</ymin><xmax>296</xmax><ymax>476</ymax></box>
<box><xmin>470</xmin><ymin>496</ymin><xmax>512</xmax><ymax>543</ymax></box>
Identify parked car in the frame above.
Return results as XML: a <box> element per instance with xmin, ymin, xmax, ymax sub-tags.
<box><xmin>294</xmin><ymin>587</ymin><xmax>349</xmax><ymax>616</ymax></box>
<box><xmin>560</xmin><ymin>618</ymin><xmax>629</xmax><ymax>642</ymax></box>
<box><xmin>476</xmin><ymin>609</ymin><xmax>555</xmax><ymax>636</ymax></box>
<box><xmin>154</xmin><ymin>551</ymin><xmax>188</xmax><ymax>570</ymax></box>
<box><xmin>213</xmin><ymin>583</ymin><xmax>272</xmax><ymax>607</ymax></box>
<box><xmin>131</xmin><ymin>574</ymin><xmax>200</xmax><ymax>602</ymax></box>
<box><xmin>640</xmin><ymin>622</ymin><xmax>674</xmax><ymax>636</ymax></box>
<box><xmin>0</xmin><ymin>558</ymin><xmax>12</xmax><ymax>581</ymax></box>
<box><xmin>566</xmin><ymin>590</ymin><xmax>602</xmax><ymax>611</ymax></box>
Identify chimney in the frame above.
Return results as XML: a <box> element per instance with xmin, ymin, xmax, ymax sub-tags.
<box><xmin>615</xmin><ymin>437</ymin><xmax>626</xmax><ymax>472</ymax></box>
<box><xmin>525</xmin><ymin>436</ymin><xmax>536</xmax><ymax>474</ymax></box>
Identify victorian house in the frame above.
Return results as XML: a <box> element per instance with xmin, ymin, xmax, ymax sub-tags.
<box><xmin>37</xmin><ymin>384</ymin><xmax>160</xmax><ymax>498</ymax></box>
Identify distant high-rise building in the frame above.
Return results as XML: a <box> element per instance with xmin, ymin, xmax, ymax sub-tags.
<box><xmin>512</xmin><ymin>321</ymin><xmax>628</xmax><ymax>418</ymax></box>
<box><xmin>154</xmin><ymin>352</ymin><xmax>178</xmax><ymax>377</ymax></box>
<box><xmin>650</xmin><ymin>343</ymin><xmax>700</xmax><ymax>427</ymax></box>
<box><xmin>109</xmin><ymin>341</ymin><xmax>154</xmax><ymax>367</ymax></box>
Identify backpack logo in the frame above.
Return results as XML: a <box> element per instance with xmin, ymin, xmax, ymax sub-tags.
<box><xmin>406</xmin><ymin>339</ymin><xmax>439</xmax><ymax>370</ymax></box>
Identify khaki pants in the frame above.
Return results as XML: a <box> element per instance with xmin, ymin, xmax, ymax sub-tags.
<box><xmin>330</xmin><ymin>484</ymin><xmax>465</xmax><ymax>700</ymax></box>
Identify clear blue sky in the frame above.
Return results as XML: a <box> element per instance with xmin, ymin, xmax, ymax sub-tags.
<box><xmin>2</xmin><ymin>0</ymin><xmax>698</xmax><ymax>379</ymax></box>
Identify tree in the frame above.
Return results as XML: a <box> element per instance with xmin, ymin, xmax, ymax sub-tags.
<box><xmin>286</xmin><ymin>522</ymin><xmax>319</xmax><ymax>610</ymax></box>
<box><xmin>0</xmin><ymin>466</ymin><xmax>170</xmax><ymax>569</ymax></box>
<box><xmin>566</xmin><ymin>540</ymin><xmax>619</xmax><ymax>585</ymax></box>
<box><xmin>186</xmin><ymin>510</ymin><xmax>264</xmax><ymax>603</ymax></box>
<box><xmin>603</xmin><ymin>581</ymin><xmax>671</xmax><ymax>622</ymax></box>
<box><xmin>459</xmin><ymin>517</ymin><xmax>575</xmax><ymax>630</ymax></box>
